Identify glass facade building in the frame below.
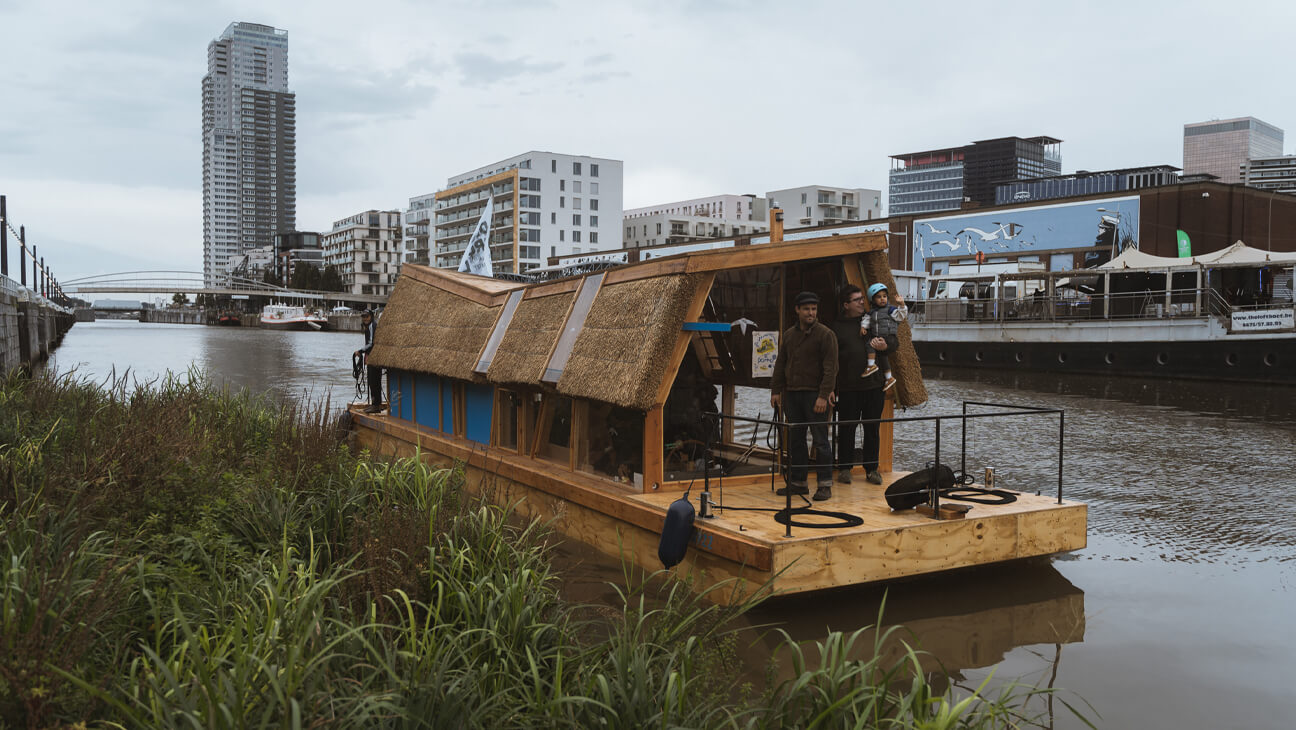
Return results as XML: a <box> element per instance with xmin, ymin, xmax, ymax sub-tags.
<box><xmin>888</xmin><ymin>136</ymin><xmax>1061</xmax><ymax>216</ymax></box>
<box><xmin>1183</xmin><ymin>117</ymin><xmax>1283</xmax><ymax>184</ymax></box>
<box><xmin>996</xmin><ymin>165</ymin><xmax>1180</xmax><ymax>205</ymax></box>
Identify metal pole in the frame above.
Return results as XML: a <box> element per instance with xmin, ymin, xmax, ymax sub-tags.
<box><xmin>1</xmin><ymin>195</ymin><xmax>7</xmax><ymax>278</ymax></box>
<box><xmin>31</xmin><ymin>244</ymin><xmax>37</xmax><ymax>292</ymax></box>
<box><xmin>20</xmin><ymin>227</ymin><xmax>26</xmax><ymax>286</ymax></box>
<box><xmin>41</xmin><ymin>257</ymin><xmax>46</xmax><ymax>297</ymax></box>
<box><xmin>1057</xmin><ymin>411</ymin><xmax>1065</xmax><ymax>504</ymax></box>
<box><xmin>960</xmin><ymin>401</ymin><xmax>968</xmax><ymax>479</ymax></box>
<box><xmin>700</xmin><ymin>414</ymin><xmax>713</xmax><ymax>519</ymax></box>
<box><xmin>932</xmin><ymin>417</ymin><xmax>941</xmax><ymax>513</ymax></box>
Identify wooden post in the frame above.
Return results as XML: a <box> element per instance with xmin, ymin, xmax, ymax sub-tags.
<box><xmin>879</xmin><ymin>395</ymin><xmax>895</xmax><ymax>474</ymax></box>
<box><xmin>721</xmin><ymin>384</ymin><xmax>735</xmax><ymax>445</ymax></box>
<box><xmin>769</xmin><ymin>206</ymin><xmax>784</xmax><ymax>244</ymax></box>
<box><xmin>643</xmin><ymin>406</ymin><xmax>663</xmax><ymax>492</ymax></box>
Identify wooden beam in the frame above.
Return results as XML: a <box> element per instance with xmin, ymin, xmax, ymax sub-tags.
<box><xmin>721</xmin><ymin>384</ymin><xmax>735</xmax><ymax>444</ymax></box>
<box><xmin>524</xmin><ymin>278</ymin><xmax>581</xmax><ymax>298</ymax></box>
<box><xmin>652</xmin><ymin>272</ymin><xmax>717</xmax><ymax>407</ymax></box>
<box><xmin>879</xmin><ymin>395</ymin><xmax>894</xmax><ymax>474</ymax></box>
<box><xmin>643</xmin><ymin>406</ymin><xmax>664</xmax><ymax>493</ymax></box>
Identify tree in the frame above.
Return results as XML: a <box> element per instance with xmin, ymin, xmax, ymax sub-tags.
<box><xmin>171</xmin><ymin>293</ymin><xmax>188</xmax><ymax>307</ymax></box>
<box><xmin>320</xmin><ymin>265</ymin><xmax>346</xmax><ymax>293</ymax></box>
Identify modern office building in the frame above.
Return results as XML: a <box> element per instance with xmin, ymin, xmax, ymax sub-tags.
<box><xmin>996</xmin><ymin>165</ymin><xmax>1181</xmax><ymax>205</ymax></box>
<box><xmin>1183</xmin><ymin>117</ymin><xmax>1283</xmax><ymax>184</ymax></box>
<box><xmin>201</xmin><ymin>22</ymin><xmax>297</xmax><ymax>286</ymax></box>
<box><xmin>1240</xmin><ymin>155</ymin><xmax>1296</xmax><ymax>195</ymax></box>
<box><xmin>889</xmin><ymin>136</ymin><xmax>1061</xmax><ymax>216</ymax></box>
<box><xmin>765</xmin><ymin>185</ymin><xmax>882</xmax><ymax>228</ymax></box>
<box><xmin>432</xmin><ymin>152</ymin><xmax>623</xmax><ymax>274</ymax></box>
<box><xmin>273</xmin><ymin>230</ymin><xmax>321</xmax><ymax>285</ymax></box>
<box><xmin>322</xmin><ymin>210</ymin><xmax>403</xmax><ymax>297</ymax></box>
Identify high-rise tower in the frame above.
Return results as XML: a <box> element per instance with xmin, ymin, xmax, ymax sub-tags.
<box><xmin>202</xmin><ymin>22</ymin><xmax>296</xmax><ymax>285</ymax></box>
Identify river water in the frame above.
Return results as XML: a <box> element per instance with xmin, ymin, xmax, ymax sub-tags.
<box><xmin>43</xmin><ymin>321</ymin><xmax>1296</xmax><ymax>729</ymax></box>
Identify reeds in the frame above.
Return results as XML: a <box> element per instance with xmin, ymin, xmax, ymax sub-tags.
<box><xmin>0</xmin><ymin>369</ymin><xmax>1091</xmax><ymax>729</ymax></box>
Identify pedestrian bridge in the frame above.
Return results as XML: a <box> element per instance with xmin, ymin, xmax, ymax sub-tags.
<box><xmin>62</xmin><ymin>271</ymin><xmax>388</xmax><ymax>306</ymax></box>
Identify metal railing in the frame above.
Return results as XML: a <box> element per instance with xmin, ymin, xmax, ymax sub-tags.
<box><xmin>909</xmin><ymin>287</ymin><xmax>1295</xmax><ymax>325</ymax></box>
<box><xmin>691</xmin><ymin>401</ymin><xmax>1066</xmax><ymax>538</ymax></box>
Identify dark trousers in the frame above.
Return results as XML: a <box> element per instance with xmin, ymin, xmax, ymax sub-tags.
<box><xmin>368</xmin><ymin>365</ymin><xmax>384</xmax><ymax>406</ymax></box>
<box><xmin>836</xmin><ymin>388</ymin><xmax>885</xmax><ymax>472</ymax></box>
<box><xmin>783</xmin><ymin>390</ymin><xmax>832</xmax><ymax>485</ymax></box>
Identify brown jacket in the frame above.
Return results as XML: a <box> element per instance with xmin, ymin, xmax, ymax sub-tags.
<box><xmin>771</xmin><ymin>321</ymin><xmax>838</xmax><ymax>399</ymax></box>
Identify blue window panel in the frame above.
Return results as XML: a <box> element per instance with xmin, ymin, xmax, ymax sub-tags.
<box><xmin>441</xmin><ymin>379</ymin><xmax>454</xmax><ymax>433</ymax></box>
<box><xmin>464</xmin><ymin>383</ymin><xmax>495</xmax><ymax>445</ymax></box>
<box><xmin>415</xmin><ymin>374</ymin><xmax>440</xmax><ymax>431</ymax></box>
<box><xmin>386</xmin><ymin>370</ymin><xmax>401</xmax><ymax>419</ymax></box>
<box><xmin>394</xmin><ymin>371</ymin><xmax>413</xmax><ymax>421</ymax></box>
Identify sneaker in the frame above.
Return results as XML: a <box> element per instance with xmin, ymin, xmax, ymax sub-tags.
<box><xmin>883</xmin><ymin>377</ymin><xmax>897</xmax><ymax>392</ymax></box>
<box><xmin>364</xmin><ymin>404</ymin><xmax>384</xmax><ymax>414</ymax></box>
<box><xmin>861</xmin><ymin>364</ymin><xmax>879</xmax><ymax>378</ymax></box>
<box><xmin>813</xmin><ymin>485</ymin><xmax>832</xmax><ymax>501</ymax></box>
<box><xmin>836</xmin><ymin>469</ymin><xmax>852</xmax><ymax>484</ymax></box>
<box><xmin>775</xmin><ymin>483</ymin><xmax>809</xmax><ymax>496</ymax></box>
<box><xmin>866</xmin><ymin>470</ymin><xmax>884</xmax><ymax>485</ymax></box>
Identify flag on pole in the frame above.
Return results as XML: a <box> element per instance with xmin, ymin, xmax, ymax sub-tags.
<box><xmin>458</xmin><ymin>197</ymin><xmax>494</xmax><ymax>276</ymax></box>
<box><xmin>1176</xmin><ymin>229</ymin><xmax>1192</xmax><ymax>258</ymax></box>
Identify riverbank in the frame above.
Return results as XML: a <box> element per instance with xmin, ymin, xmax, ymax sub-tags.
<box><xmin>0</xmin><ymin>287</ymin><xmax>73</xmax><ymax>373</ymax></box>
<box><xmin>0</xmin><ymin>371</ymin><xmax>1082</xmax><ymax>728</ymax></box>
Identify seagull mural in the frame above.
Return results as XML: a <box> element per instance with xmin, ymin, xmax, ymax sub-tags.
<box><xmin>926</xmin><ymin>240</ymin><xmax>963</xmax><ymax>255</ymax></box>
<box><xmin>922</xmin><ymin>222</ymin><xmax>953</xmax><ymax>236</ymax></box>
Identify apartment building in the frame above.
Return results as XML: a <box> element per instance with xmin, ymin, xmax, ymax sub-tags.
<box><xmin>201</xmin><ymin>22</ymin><xmax>296</xmax><ymax>286</ymax></box>
<box><xmin>432</xmin><ymin>151</ymin><xmax>623</xmax><ymax>274</ymax></box>
<box><xmin>323</xmin><ymin>210</ymin><xmax>403</xmax><ymax>296</ymax></box>
<box><xmin>1241</xmin><ymin>155</ymin><xmax>1296</xmax><ymax>195</ymax></box>
<box><xmin>403</xmin><ymin>192</ymin><xmax>435</xmax><ymax>266</ymax></box>
<box><xmin>623</xmin><ymin>194</ymin><xmax>769</xmax><ymax>248</ymax></box>
<box><xmin>766</xmin><ymin>185</ymin><xmax>882</xmax><ymax>228</ymax></box>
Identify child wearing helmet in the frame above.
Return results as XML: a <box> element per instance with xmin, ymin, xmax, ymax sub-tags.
<box><xmin>859</xmin><ymin>283</ymin><xmax>907</xmax><ymax>391</ymax></box>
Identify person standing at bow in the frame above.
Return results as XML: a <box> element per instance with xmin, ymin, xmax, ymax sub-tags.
<box><xmin>354</xmin><ymin>309</ymin><xmax>385</xmax><ymax>414</ymax></box>
<box><xmin>770</xmin><ymin>291</ymin><xmax>838</xmax><ymax>501</ymax></box>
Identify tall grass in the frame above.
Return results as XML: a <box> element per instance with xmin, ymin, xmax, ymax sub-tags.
<box><xmin>0</xmin><ymin>370</ymin><xmax>1092</xmax><ymax>728</ymax></box>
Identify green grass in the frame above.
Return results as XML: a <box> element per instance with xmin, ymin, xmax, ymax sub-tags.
<box><xmin>0</xmin><ymin>369</ymin><xmax>1093</xmax><ymax>729</ymax></box>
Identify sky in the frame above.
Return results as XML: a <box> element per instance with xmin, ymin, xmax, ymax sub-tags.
<box><xmin>2</xmin><ymin>0</ymin><xmax>1295</xmax><ymax>282</ymax></box>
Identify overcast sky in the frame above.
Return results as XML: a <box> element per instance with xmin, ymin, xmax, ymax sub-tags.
<box><xmin>2</xmin><ymin>0</ymin><xmax>1294</xmax><ymax>281</ymax></box>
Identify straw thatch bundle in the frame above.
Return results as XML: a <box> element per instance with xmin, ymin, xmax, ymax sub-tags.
<box><xmin>367</xmin><ymin>272</ymin><xmax>503</xmax><ymax>380</ymax></box>
<box><xmin>860</xmin><ymin>249</ymin><xmax>928</xmax><ymax>407</ymax></box>
<box><xmin>558</xmin><ymin>273</ymin><xmax>707</xmax><ymax>411</ymax></box>
<box><xmin>487</xmin><ymin>291</ymin><xmax>575</xmax><ymax>385</ymax></box>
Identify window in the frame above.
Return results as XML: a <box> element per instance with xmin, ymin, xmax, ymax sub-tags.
<box><xmin>560</xmin><ymin>196</ymin><xmax>565</xmax><ymax>208</ymax></box>
<box><xmin>551</xmin><ymin>212</ymin><xmax>556</xmax><ymax>224</ymax></box>
<box><xmin>656</xmin><ymin>223</ymin><xmax>662</xmax><ymax>234</ymax></box>
<box><xmin>573</xmin><ymin>181</ymin><xmax>582</xmax><ymax>193</ymax></box>
<box><xmin>591</xmin><ymin>183</ymin><xmax>599</xmax><ymax>194</ymax></box>
<box><xmin>560</xmin><ymin>230</ymin><xmax>565</xmax><ymax>241</ymax></box>
<box><xmin>573</xmin><ymin>198</ymin><xmax>582</xmax><ymax>210</ymax></box>
<box><xmin>801</xmin><ymin>193</ymin><xmax>807</xmax><ymax>204</ymax></box>
<box><xmin>590</xmin><ymin>215</ymin><xmax>598</xmax><ymax>226</ymax></box>
<box><xmin>591</xmin><ymin>164</ymin><xmax>599</xmax><ymax>177</ymax></box>
<box><xmin>806</xmin><ymin>206</ymin><xmax>812</xmax><ymax>217</ymax></box>
<box><xmin>573</xmin><ymin>231</ymin><xmax>581</xmax><ymax>243</ymax></box>
<box><xmin>551</xmin><ymin>246</ymin><xmax>556</xmax><ymax>257</ymax></box>
<box><xmin>590</xmin><ymin>199</ymin><xmax>598</xmax><ymax>211</ymax></box>
<box><xmin>573</xmin><ymin>214</ymin><xmax>581</xmax><ymax>225</ymax></box>
<box><xmin>590</xmin><ymin>232</ymin><xmax>599</xmax><ymax>244</ymax></box>
<box><xmin>560</xmin><ymin>179</ymin><xmax>566</xmax><ymax>191</ymax></box>
<box><xmin>551</xmin><ymin>159</ymin><xmax>557</xmax><ymax>172</ymax></box>
<box><xmin>573</xmin><ymin>162</ymin><xmax>582</xmax><ymax>175</ymax></box>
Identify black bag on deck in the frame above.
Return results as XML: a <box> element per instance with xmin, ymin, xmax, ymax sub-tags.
<box><xmin>885</xmin><ymin>464</ymin><xmax>957</xmax><ymax>511</ymax></box>
<box><xmin>658</xmin><ymin>497</ymin><xmax>696</xmax><ymax>569</ymax></box>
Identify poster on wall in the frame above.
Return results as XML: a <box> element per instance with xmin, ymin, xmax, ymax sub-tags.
<box><xmin>752</xmin><ymin>331</ymin><xmax>778</xmax><ymax>378</ymax></box>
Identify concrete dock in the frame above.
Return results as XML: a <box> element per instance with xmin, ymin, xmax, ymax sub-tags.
<box><xmin>1</xmin><ymin>282</ymin><xmax>75</xmax><ymax>373</ymax></box>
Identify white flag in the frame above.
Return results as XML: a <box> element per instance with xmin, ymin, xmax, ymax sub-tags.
<box><xmin>458</xmin><ymin>197</ymin><xmax>494</xmax><ymax>276</ymax></box>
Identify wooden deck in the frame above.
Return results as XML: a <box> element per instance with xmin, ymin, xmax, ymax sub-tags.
<box><xmin>351</xmin><ymin>407</ymin><xmax>1087</xmax><ymax>601</ymax></box>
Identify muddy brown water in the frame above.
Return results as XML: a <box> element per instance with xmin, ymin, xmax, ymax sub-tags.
<box><xmin>47</xmin><ymin>321</ymin><xmax>1296</xmax><ymax>729</ymax></box>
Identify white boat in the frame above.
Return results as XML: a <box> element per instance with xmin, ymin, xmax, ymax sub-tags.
<box><xmin>260</xmin><ymin>303</ymin><xmax>328</xmax><ymax>331</ymax></box>
<box><xmin>910</xmin><ymin>242</ymin><xmax>1296</xmax><ymax>384</ymax></box>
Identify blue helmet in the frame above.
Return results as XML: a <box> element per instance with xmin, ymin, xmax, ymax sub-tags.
<box><xmin>867</xmin><ymin>283</ymin><xmax>889</xmax><ymax>299</ymax></box>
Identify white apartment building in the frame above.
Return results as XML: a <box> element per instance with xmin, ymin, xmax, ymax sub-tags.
<box><xmin>432</xmin><ymin>151</ymin><xmax>623</xmax><ymax>273</ymax></box>
<box><xmin>624</xmin><ymin>194</ymin><xmax>768</xmax><ymax>222</ymax></box>
<box><xmin>765</xmin><ymin>185</ymin><xmax>882</xmax><ymax>228</ymax></box>
<box><xmin>404</xmin><ymin>192</ymin><xmax>434</xmax><ymax>266</ymax></box>
<box><xmin>323</xmin><ymin>210</ymin><xmax>403</xmax><ymax>297</ymax></box>
<box><xmin>1241</xmin><ymin>155</ymin><xmax>1296</xmax><ymax>195</ymax></box>
<box><xmin>201</xmin><ymin>22</ymin><xmax>296</xmax><ymax>286</ymax></box>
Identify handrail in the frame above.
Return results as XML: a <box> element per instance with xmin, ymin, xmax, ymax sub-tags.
<box><xmin>694</xmin><ymin>401</ymin><xmax>1066</xmax><ymax>538</ymax></box>
<box><xmin>908</xmin><ymin>286</ymin><xmax>1292</xmax><ymax>325</ymax></box>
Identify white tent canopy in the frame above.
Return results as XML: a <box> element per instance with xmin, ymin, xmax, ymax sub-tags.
<box><xmin>1100</xmin><ymin>241</ymin><xmax>1296</xmax><ymax>270</ymax></box>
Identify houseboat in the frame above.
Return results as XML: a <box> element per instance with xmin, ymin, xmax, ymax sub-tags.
<box><xmin>352</xmin><ymin>230</ymin><xmax>1087</xmax><ymax>601</ymax></box>
<box><xmin>912</xmin><ymin>241</ymin><xmax>1296</xmax><ymax>384</ymax></box>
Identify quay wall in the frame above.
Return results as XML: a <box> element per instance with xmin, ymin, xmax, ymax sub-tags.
<box><xmin>329</xmin><ymin>313</ymin><xmax>364</xmax><ymax>332</ymax></box>
<box><xmin>1</xmin><ymin>290</ymin><xmax>75</xmax><ymax>374</ymax></box>
<box><xmin>141</xmin><ymin>308</ymin><xmax>205</xmax><ymax>325</ymax></box>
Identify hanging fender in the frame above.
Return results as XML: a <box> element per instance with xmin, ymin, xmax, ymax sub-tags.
<box><xmin>657</xmin><ymin>496</ymin><xmax>696</xmax><ymax>569</ymax></box>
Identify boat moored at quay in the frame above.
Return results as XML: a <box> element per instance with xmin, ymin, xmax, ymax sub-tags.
<box><xmin>349</xmin><ymin>229</ymin><xmax>1086</xmax><ymax>601</ymax></box>
<box><xmin>910</xmin><ymin>242</ymin><xmax>1296</xmax><ymax>384</ymax></box>
<box><xmin>260</xmin><ymin>303</ymin><xmax>328</xmax><ymax>331</ymax></box>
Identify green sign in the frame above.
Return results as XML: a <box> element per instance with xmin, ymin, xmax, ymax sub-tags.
<box><xmin>1176</xmin><ymin>229</ymin><xmax>1192</xmax><ymax>258</ymax></box>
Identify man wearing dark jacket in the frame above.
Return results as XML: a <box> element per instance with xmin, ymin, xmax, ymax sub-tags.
<box><xmin>770</xmin><ymin>291</ymin><xmax>838</xmax><ymax>501</ymax></box>
<box><xmin>354</xmin><ymin>309</ymin><xmax>384</xmax><ymax>414</ymax></box>
<box><xmin>831</xmin><ymin>284</ymin><xmax>895</xmax><ymax>485</ymax></box>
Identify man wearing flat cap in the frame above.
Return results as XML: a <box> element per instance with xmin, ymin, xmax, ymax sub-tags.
<box><xmin>770</xmin><ymin>291</ymin><xmax>839</xmax><ymax>501</ymax></box>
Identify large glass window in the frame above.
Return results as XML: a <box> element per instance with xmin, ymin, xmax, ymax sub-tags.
<box><xmin>578</xmin><ymin>402</ymin><xmax>643</xmax><ymax>483</ymax></box>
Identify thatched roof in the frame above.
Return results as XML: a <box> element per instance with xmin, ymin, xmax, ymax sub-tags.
<box><xmin>366</xmin><ymin>266</ymin><xmax>509</xmax><ymax>380</ymax></box>
<box><xmin>487</xmin><ymin>291</ymin><xmax>575</xmax><ymax>385</ymax></box>
<box><xmin>860</xmin><ymin>249</ymin><xmax>928</xmax><ymax>407</ymax></box>
<box><xmin>557</xmin><ymin>273</ymin><xmax>707</xmax><ymax>411</ymax></box>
